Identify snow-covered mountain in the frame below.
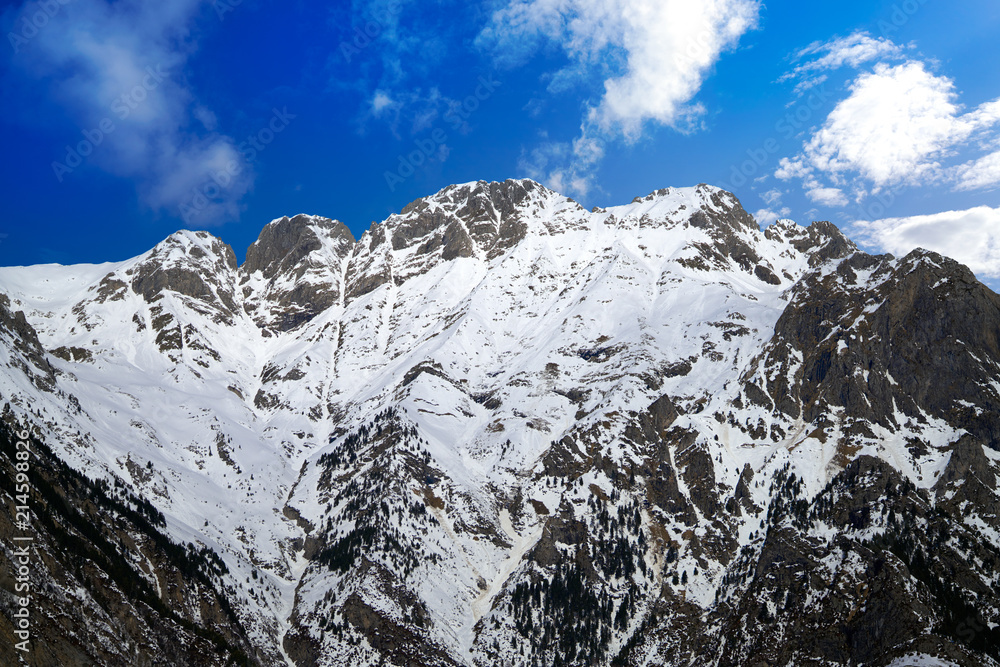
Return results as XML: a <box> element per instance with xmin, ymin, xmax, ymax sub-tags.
<box><xmin>1</xmin><ymin>179</ymin><xmax>998</xmax><ymax>667</ymax></box>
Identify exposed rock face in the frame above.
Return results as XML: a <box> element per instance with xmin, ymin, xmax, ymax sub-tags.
<box><xmin>391</xmin><ymin>179</ymin><xmax>536</xmax><ymax>260</ymax></box>
<box><xmin>244</xmin><ymin>215</ymin><xmax>353</xmax><ymax>278</ymax></box>
<box><xmin>742</xmin><ymin>248</ymin><xmax>1000</xmax><ymax>445</ymax></box>
<box><xmin>0</xmin><ymin>179</ymin><xmax>998</xmax><ymax>667</ymax></box>
<box><xmin>130</xmin><ymin>231</ymin><xmax>240</xmax><ymax>314</ymax></box>
<box><xmin>935</xmin><ymin>434</ymin><xmax>1000</xmax><ymax>528</ymax></box>
<box><xmin>341</xmin><ymin>179</ymin><xmax>554</xmax><ymax>301</ymax></box>
<box><xmin>765</xmin><ymin>218</ymin><xmax>857</xmax><ymax>267</ymax></box>
<box><xmin>0</xmin><ymin>300</ymin><xmax>55</xmax><ymax>391</ymax></box>
<box><xmin>703</xmin><ymin>454</ymin><xmax>1000</xmax><ymax>667</ymax></box>
<box><xmin>243</xmin><ymin>214</ymin><xmax>355</xmax><ymax>331</ymax></box>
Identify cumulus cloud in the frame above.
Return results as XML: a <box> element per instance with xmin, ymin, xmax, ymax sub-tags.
<box><xmin>7</xmin><ymin>0</ymin><xmax>252</xmax><ymax>225</ymax></box>
<box><xmin>806</xmin><ymin>186</ymin><xmax>848</xmax><ymax>207</ymax></box>
<box><xmin>953</xmin><ymin>149</ymin><xmax>1000</xmax><ymax>192</ymax></box>
<box><xmin>752</xmin><ymin>189</ymin><xmax>791</xmax><ymax>225</ymax></box>
<box><xmin>777</xmin><ymin>60</ymin><xmax>1000</xmax><ymax>201</ymax></box>
<box><xmin>753</xmin><ymin>207</ymin><xmax>791</xmax><ymax>225</ymax></box>
<box><xmin>789</xmin><ymin>62</ymin><xmax>972</xmax><ymax>186</ymax></box>
<box><xmin>851</xmin><ymin>206</ymin><xmax>1000</xmax><ymax>279</ymax></box>
<box><xmin>480</xmin><ymin>0</ymin><xmax>760</xmax><ymax>195</ymax></box>
<box><xmin>774</xmin><ymin>33</ymin><xmax>1000</xmax><ymax>211</ymax></box>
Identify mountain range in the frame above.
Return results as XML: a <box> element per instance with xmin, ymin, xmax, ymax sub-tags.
<box><xmin>0</xmin><ymin>178</ymin><xmax>998</xmax><ymax>667</ymax></box>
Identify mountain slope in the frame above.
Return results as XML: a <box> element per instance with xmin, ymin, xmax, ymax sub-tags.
<box><xmin>0</xmin><ymin>179</ymin><xmax>997</xmax><ymax>667</ymax></box>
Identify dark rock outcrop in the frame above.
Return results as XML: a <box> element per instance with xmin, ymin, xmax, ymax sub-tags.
<box><xmin>745</xmin><ymin>248</ymin><xmax>1000</xmax><ymax>445</ymax></box>
<box><xmin>242</xmin><ymin>215</ymin><xmax>355</xmax><ymax>331</ymax></box>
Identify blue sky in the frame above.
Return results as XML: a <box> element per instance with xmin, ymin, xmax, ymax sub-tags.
<box><xmin>1</xmin><ymin>0</ymin><xmax>998</xmax><ymax>286</ymax></box>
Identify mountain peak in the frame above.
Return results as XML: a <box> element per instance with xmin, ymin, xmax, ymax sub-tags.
<box><xmin>150</xmin><ymin>230</ymin><xmax>238</xmax><ymax>269</ymax></box>
<box><xmin>240</xmin><ymin>214</ymin><xmax>355</xmax><ymax>332</ymax></box>
<box><xmin>764</xmin><ymin>218</ymin><xmax>856</xmax><ymax>267</ymax></box>
<box><xmin>601</xmin><ymin>184</ymin><xmax>758</xmax><ymax>237</ymax></box>
<box><xmin>127</xmin><ymin>230</ymin><xmax>238</xmax><ymax>306</ymax></box>
<box><xmin>243</xmin><ymin>214</ymin><xmax>354</xmax><ymax>280</ymax></box>
<box><xmin>403</xmin><ymin>177</ymin><xmax>555</xmax><ymax>212</ymax></box>
<box><xmin>628</xmin><ymin>182</ymin><xmax>724</xmax><ymax>204</ymax></box>
<box><xmin>374</xmin><ymin>178</ymin><xmax>570</xmax><ymax>266</ymax></box>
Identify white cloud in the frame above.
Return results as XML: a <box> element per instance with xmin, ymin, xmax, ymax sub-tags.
<box><xmin>777</xmin><ymin>61</ymin><xmax>1000</xmax><ymax>201</ymax></box>
<box><xmin>364</xmin><ymin>87</ymin><xmax>452</xmax><ymax>137</ymax></box>
<box><xmin>774</xmin><ymin>158</ymin><xmax>811</xmax><ymax>181</ymax></box>
<box><xmin>482</xmin><ymin>0</ymin><xmax>760</xmax><ymax>135</ymax></box>
<box><xmin>342</xmin><ymin>1</ymin><xmax>469</xmax><ymax>140</ymax></box>
<box><xmin>753</xmin><ymin>207</ymin><xmax>791</xmax><ymax>225</ymax></box>
<box><xmin>518</xmin><ymin>131</ymin><xmax>605</xmax><ymax>197</ymax></box>
<box><xmin>774</xmin><ymin>33</ymin><xmax>1000</xmax><ymax>210</ymax></box>
<box><xmin>372</xmin><ymin>90</ymin><xmax>396</xmax><ymax>115</ymax></box>
<box><xmin>781</xmin><ymin>32</ymin><xmax>904</xmax><ymax>97</ymax></box>
<box><xmin>760</xmin><ymin>188</ymin><xmax>784</xmax><ymax>206</ymax></box>
<box><xmin>786</xmin><ymin>32</ymin><xmax>903</xmax><ymax>78</ymax></box>
<box><xmin>851</xmin><ymin>206</ymin><xmax>1000</xmax><ymax>279</ymax></box>
<box><xmin>953</xmin><ymin>149</ymin><xmax>1000</xmax><ymax>191</ymax></box>
<box><xmin>142</xmin><ymin>139</ymin><xmax>247</xmax><ymax>222</ymax></box>
<box><xmin>192</xmin><ymin>106</ymin><xmax>218</xmax><ymax>132</ymax></box>
<box><xmin>806</xmin><ymin>186</ymin><xmax>848</xmax><ymax>207</ymax></box>
<box><xmin>481</xmin><ymin>0</ymin><xmax>760</xmax><ymax>196</ymax></box>
<box><xmin>9</xmin><ymin>0</ymin><xmax>251</xmax><ymax>224</ymax></box>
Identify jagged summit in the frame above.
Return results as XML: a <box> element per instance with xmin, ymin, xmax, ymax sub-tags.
<box><xmin>1</xmin><ymin>181</ymin><xmax>866</xmax><ymax>339</ymax></box>
<box><xmin>763</xmin><ymin>218</ymin><xmax>856</xmax><ymax>265</ymax></box>
<box><xmin>403</xmin><ymin>177</ymin><xmax>558</xmax><ymax>209</ymax></box>
<box><xmin>243</xmin><ymin>214</ymin><xmax>355</xmax><ymax>278</ymax></box>
<box><xmin>240</xmin><ymin>215</ymin><xmax>354</xmax><ymax>332</ymax></box>
<box><xmin>612</xmin><ymin>182</ymin><xmax>744</xmax><ymax>219</ymax></box>
<box><xmin>136</xmin><ymin>181</ymin><xmax>826</xmax><ymax>299</ymax></box>
<box><xmin>128</xmin><ymin>230</ymin><xmax>239</xmax><ymax>305</ymax></box>
<box><xmin>380</xmin><ymin>178</ymin><xmax>569</xmax><ymax>259</ymax></box>
<box><xmin>132</xmin><ymin>229</ymin><xmax>239</xmax><ymax>281</ymax></box>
